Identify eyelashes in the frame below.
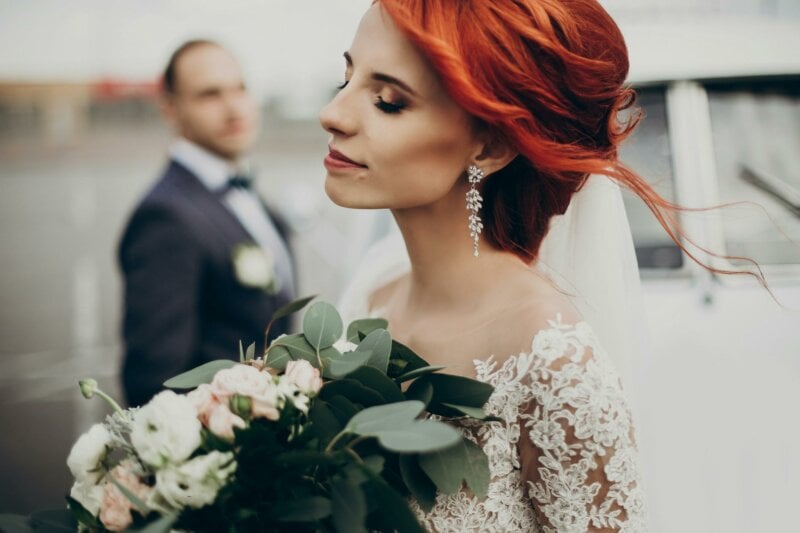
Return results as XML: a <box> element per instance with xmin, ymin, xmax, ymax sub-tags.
<box><xmin>375</xmin><ymin>97</ymin><xmax>406</xmax><ymax>114</ymax></box>
<box><xmin>336</xmin><ymin>80</ymin><xmax>407</xmax><ymax>114</ymax></box>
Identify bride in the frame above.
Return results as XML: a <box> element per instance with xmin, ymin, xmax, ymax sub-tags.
<box><xmin>320</xmin><ymin>0</ymin><xmax>658</xmax><ymax>531</ymax></box>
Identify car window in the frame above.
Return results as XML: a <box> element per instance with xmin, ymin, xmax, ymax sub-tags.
<box><xmin>706</xmin><ymin>77</ymin><xmax>800</xmax><ymax>266</ymax></box>
<box><xmin>619</xmin><ymin>86</ymin><xmax>684</xmax><ymax>271</ymax></box>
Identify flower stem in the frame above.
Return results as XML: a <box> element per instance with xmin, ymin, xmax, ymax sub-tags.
<box><xmin>325</xmin><ymin>429</ymin><xmax>349</xmax><ymax>453</ymax></box>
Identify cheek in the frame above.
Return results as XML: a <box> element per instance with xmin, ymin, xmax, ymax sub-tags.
<box><xmin>373</xmin><ymin>119</ymin><xmax>472</xmax><ymax>204</ymax></box>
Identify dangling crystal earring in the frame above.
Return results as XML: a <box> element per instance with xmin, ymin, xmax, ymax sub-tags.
<box><xmin>466</xmin><ymin>164</ymin><xmax>485</xmax><ymax>257</ymax></box>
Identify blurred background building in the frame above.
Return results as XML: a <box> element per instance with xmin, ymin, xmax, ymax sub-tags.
<box><xmin>1</xmin><ymin>1</ymin><xmax>799</xmax><ymax>531</ymax></box>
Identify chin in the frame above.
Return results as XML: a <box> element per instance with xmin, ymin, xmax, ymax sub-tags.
<box><xmin>324</xmin><ymin>176</ymin><xmax>375</xmax><ymax>209</ymax></box>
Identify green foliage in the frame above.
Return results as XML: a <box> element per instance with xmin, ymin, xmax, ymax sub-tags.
<box><xmin>346</xmin><ymin>318</ymin><xmax>389</xmax><ymax>343</ymax></box>
<box><xmin>406</xmin><ymin>374</ymin><xmax>494</xmax><ymax>417</ymax></box>
<box><xmin>303</xmin><ymin>301</ymin><xmax>343</xmax><ymax>350</ymax></box>
<box><xmin>331</xmin><ymin>475</ymin><xmax>367</xmax><ymax>533</ymax></box>
<box><xmin>356</xmin><ymin>329</ymin><xmax>392</xmax><ymax>373</ymax></box>
<box><xmin>163</xmin><ymin>359</ymin><xmax>237</xmax><ymax>389</ymax></box>
<box><xmin>399</xmin><ymin>455</ymin><xmax>437</xmax><ymax>512</ymax></box>
<box><xmin>419</xmin><ymin>437</ymin><xmax>490</xmax><ymax>498</ymax></box>
<box><xmin>0</xmin><ymin>514</ymin><xmax>34</xmax><ymax>533</ymax></box>
<box><xmin>271</xmin><ymin>294</ymin><xmax>317</xmax><ymax>322</ymax></box>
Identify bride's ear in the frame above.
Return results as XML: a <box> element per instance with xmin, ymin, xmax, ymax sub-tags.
<box><xmin>471</xmin><ymin>134</ymin><xmax>518</xmax><ymax>176</ymax></box>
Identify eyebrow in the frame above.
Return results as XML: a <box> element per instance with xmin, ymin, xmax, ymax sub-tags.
<box><xmin>344</xmin><ymin>51</ymin><xmax>418</xmax><ymax>97</ymax></box>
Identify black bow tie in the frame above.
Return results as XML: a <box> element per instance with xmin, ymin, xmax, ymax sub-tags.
<box><xmin>225</xmin><ymin>174</ymin><xmax>253</xmax><ymax>191</ymax></box>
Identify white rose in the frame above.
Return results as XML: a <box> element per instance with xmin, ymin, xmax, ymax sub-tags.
<box><xmin>70</xmin><ymin>479</ymin><xmax>105</xmax><ymax>516</ymax></box>
<box><xmin>251</xmin><ymin>384</ymin><xmax>283</xmax><ymax>420</ymax></box>
<box><xmin>233</xmin><ymin>245</ymin><xmax>276</xmax><ymax>290</ymax></box>
<box><xmin>131</xmin><ymin>391</ymin><xmax>201</xmax><ymax>468</ymax></box>
<box><xmin>155</xmin><ymin>451</ymin><xmax>236</xmax><ymax>510</ymax></box>
<box><xmin>333</xmin><ymin>339</ymin><xmax>358</xmax><ymax>353</ymax></box>
<box><xmin>67</xmin><ymin>423</ymin><xmax>112</xmax><ymax>483</ymax></box>
<box><xmin>284</xmin><ymin>360</ymin><xmax>323</xmax><ymax>396</ymax></box>
<box><xmin>210</xmin><ymin>364</ymin><xmax>274</xmax><ymax>402</ymax></box>
<box><xmin>276</xmin><ymin>378</ymin><xmax>310</xmax><ymax>415</ymax></box>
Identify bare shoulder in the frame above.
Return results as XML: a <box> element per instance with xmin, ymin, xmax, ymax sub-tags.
<box><xmin>484</xmin><ymin>270</ymin><xmax>584</xmax><ymax>358</ymax></box>
<box><xmin>367</xmin><ymin>272</ymin><xmax>408</xmax><ymax>313</ymax></box>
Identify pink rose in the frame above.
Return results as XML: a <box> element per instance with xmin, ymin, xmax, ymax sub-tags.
<box><xmin>99</xmin><ymin>461</ymin><xmax>151</xmax><ymax>532</ymax></box>
<box><xmin>284</xmin><ymin>360</ymin><xmax>323</xmax><ymax>396</ymax></box>
<box><xmin>187</xmin><ymin>384</ymin><xmax>222</xmax><ymax>426</ymax></box>
<box><xmin>210</xmin><ymin>365</ymin><xmax>273</xmax><ymax>402</ymax></box>
<box><xmin>207</xmin><ymin>403</ymin><xmax>246</xmax><ymax>441</ymax></box>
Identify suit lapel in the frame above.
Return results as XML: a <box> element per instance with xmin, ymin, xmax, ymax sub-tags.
<box><xmin>167</xmin><ymin>161</ymin><xmax>255</xmax><ymax>247</ymax></box>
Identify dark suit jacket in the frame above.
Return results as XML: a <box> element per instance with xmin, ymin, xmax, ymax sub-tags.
<box><xmin>118</xmin><ymin>160</ymin><xmax>295</xmax><ymax>406</ymax></box>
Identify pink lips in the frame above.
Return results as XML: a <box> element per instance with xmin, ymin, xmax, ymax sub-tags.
<box><xmin>324</xmin><ymin>148</ymin><xmax>367</xmax><ymax>171</ymax></box>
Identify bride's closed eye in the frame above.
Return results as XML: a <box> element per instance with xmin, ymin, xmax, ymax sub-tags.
<box><xmin>375</xmin><ymin>96</ymin><xmax>406</xmax><ymax>114</ymax></box>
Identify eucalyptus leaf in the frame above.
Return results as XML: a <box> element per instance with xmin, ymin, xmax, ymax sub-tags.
<box><xmin>28</xmin><ymin>509</ymin><xmax>76</xmax><ymax>532</ymax></box>
<box><xmin>66</xmin><ymin>496</ymin><xmax>101</xmax><ymax>529</ymax></box>
<box><xmin>376</xmin><ymin>420</ymin><xmax>461</xmax><ymax>453</ymax></box>
<box><xmin>440</xmin><ymin>402</ymin><xmax>495</xmax><ymax>420</ymax></box>
<box><xmin>265</xmin><ymin>345</ymin><xmax>292</xmax><ymax>371</ymax></box>
<box><xmin>399</xmin><ymin>455</ymin><xmax>437</xmax><ymax>512</ymax></box>
<box><xmin>390</xmin><ymin>339</ymin><xmax>429</xmax><ymax>374</ymax></box>
<box><xmin>274</xmin><ymin>496</ymin><xmax>332</xmax><ymax>522</ymax></box>
<box><xmin>323</xmin><ymin>349</ymin><xmax>371</xmax><ymax>379</ymax></box>
<box><xmin>245</xmin><ymin>341</ymin><xmax>255</xmax><ymax>361</ymax></box>
<box><xmin>404</xmin><ymin>378</ymin><xmax>434</xmax><ymax>407</ymax></box>
<box><xmin>416</xmin><ymin>374</ymin><xmax>494</xmax><ymax>416</ymax></box>
<box><xmin>356</xmin><ymin>463</ymin><xmax>425</xmax><ymax>533</ymax></box>
<box><xmin>356</xmin><ymin>329</ymin><xmax>392</xmax><ymax>374</ymax></box>
<box><xmin>0</xmin><ymin>514</ymin><xmax>33</xmax><ymax>533</ymax></box>
<box><xmin>344</xmin><ymin>400</ymin><xmax>425</xmax><ymax>436</ymax></box>
<box><xmin>272</xmin><ymin>333</ymin><xmax>318</xmax><ymax>365</ymax></box>
<box><xmin>347</xmin><ymin>318</ymin><xmax>389</xmax><ymax>343</ymax></box>
<box><xmin>327</xmin><ymin>394</ymin><xmax>360</xmax><ymax>422</ymax></box>
<box><xmin>419</xmin><ymin>437</ymin><xmax>490</xmax><ymax>498</ymax></box>
<box><xmin>331</xmin><ymin>476</ymin><xmax>367</xmax><ymax>533</ymax></box>
<box><xmin>271</xmin><ymin>294</ymin><xmax>316</xmax><ymax>322</ymax></box>
<box><xmin>396</xmin><ymin>365</ymin><xmax>447</xmax><ymax>383</ymax></box>
<box><xmin>321</xmin><ymin>379</ymin><xmax>386</xmax><ymax>407</ymax></box>
<box><xmin>347</xmin><ymin>366</ymin><xmax>404</xmax><ymax>403</ymax></box>
<box><xmin>309</xmin><ymin>400</ymin><xmax>343</xmax><ymax>442</ymax></box>
<box><xmin>303</xmin><ymin>301</ymin><xmax>343</xmax><ymax>350</ymax></box>
<box><xmin>163</xmin><ymin>359</ymin><xmax>236</xmax><ymax>389</ymax></box>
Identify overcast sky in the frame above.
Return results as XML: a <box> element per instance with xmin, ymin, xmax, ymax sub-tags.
<box><xmin>0</xmin><ymin>0</ymin><xmax>797</xmax><ymax>115</ymax></box>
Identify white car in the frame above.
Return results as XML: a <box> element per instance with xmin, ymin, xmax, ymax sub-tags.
<box><xmin>618</xmin><ymin>17</ymin><xmax>800</xmax><ymax>533</ymax></box>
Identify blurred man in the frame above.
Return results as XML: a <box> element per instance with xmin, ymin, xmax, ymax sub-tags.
<box><xmin>118</xmin><ymin>40</ymin><xmax>296</xmax><ymax>406</ymax></box>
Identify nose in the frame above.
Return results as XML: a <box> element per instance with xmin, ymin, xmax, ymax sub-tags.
<box><xmin>319</xmin><ymin>89</ymin><xmax>356</xmax><ymax>137</ymax></box>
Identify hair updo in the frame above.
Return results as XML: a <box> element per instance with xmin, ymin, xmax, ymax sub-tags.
<box><xmin>379</xmin><ymin>0</ymin><xmax>689</xmax><ymax>264</ymax></box>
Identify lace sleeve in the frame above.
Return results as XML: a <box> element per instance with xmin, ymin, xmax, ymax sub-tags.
<box><xmin>516</xmin><ymin>319</ymin><xmax>648</xmax><ymax>532</ymax></box>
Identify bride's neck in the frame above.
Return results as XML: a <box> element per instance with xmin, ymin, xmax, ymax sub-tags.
<box><xmin>391</xmin><ymin>202</ymin><xmax>526</xmax><ymax>312</ymax></box>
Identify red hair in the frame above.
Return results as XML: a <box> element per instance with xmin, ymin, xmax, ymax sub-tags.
<box><xmin>379</xmin><ymin>0</ymin><xmax>763</xmax><ymax>282</ymax></box>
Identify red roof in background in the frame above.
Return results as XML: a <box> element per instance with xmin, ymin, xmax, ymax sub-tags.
<box><xmin>91</xmin><ymin>78</ymin><xmax>160</xmax><ymax>101</ymax></box>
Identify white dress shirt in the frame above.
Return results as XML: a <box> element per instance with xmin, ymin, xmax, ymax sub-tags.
<box><xmin>169</xmin><ymin>138</ymin><xmax>295</xmax><ymax>296</ymax></box>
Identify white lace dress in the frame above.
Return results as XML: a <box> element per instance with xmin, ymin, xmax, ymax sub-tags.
<box><xmin>407</xmin><ymin>316</ymin><xmax>648</xmax><ymax>532</ymax></box>
<box><xmin>338</xmin><ymin>234</ymin><xmax>648</xmax><ymax>532</ymax></box>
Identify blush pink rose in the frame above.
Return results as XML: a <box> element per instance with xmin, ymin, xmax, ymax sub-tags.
<box><xmin>284</xmin><ymin>360</ymin><xmax>323</xmax><ymax>396</ymax></box>
<box><xmin>187</xmin><ymin>384</ymin><xmax>222</xmax><ymax>426</ymax></box>
<box><xmin>207</xmin><ymin>403</ymin><xmax>246</xmax><ymax>441</ymax></box>
<box><xmin>99</xmin><ymin>461</ymin><xmax>151</xmax><ymax>531</ymax></box>
<box><xmin>210</xmin><ymin>364</ymin><xmax>273</xmax><ymax>402</ymax></box>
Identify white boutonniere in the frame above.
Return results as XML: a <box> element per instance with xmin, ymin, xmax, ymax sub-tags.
<box><xmin>232</xmin><ymin>243</ymin><xmax>280</xmax><ymax>294</ymax></box>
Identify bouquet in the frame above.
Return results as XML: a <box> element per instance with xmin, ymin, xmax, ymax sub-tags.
<box><xmin>1</xmin><ymin>298</ymin><xmax>497</xmax><ymax>532</ymax></box>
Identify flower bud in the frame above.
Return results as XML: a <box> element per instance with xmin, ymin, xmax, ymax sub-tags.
<box><xmin>79</xmin><ymin>378</ymin><xmax>99</xmax><ymax>399</ymax></box>
<box><xmin>230</xmin><ymin>394</ymin><xmax>252</xmax><ymax>419</ymax></box>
